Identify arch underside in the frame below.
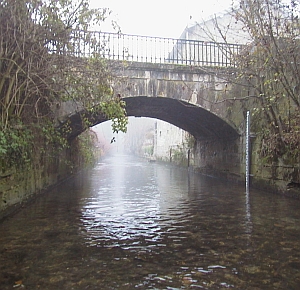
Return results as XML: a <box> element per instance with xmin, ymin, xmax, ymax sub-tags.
<box><xmin>124</xmin><ymin>96</ymin><xmax>238</xmax><ymax>140</ymax></box>
<box><xmin>62</xmin><ymin>96</ymin><xmax>239</xmax><ymax>140</ymax></box>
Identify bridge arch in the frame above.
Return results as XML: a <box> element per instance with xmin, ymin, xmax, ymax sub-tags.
<box><xmin>60</xmin><ymin>96</ymin><xmax>239</xmax><ymax>141</ymax></box>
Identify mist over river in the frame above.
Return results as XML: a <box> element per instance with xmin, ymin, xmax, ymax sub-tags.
<box><xmin>1</xmin><ymin>154</ymin><xmax>300</xmax><ymax>289</ymax></box>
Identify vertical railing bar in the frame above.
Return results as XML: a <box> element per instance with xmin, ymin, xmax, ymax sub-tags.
<box><xmin>173</xmin><ymin>38</ymin><xmax>176</xmax><ymax>64</ymax></box>
<box><xmin>230</xmin><ymin>44</ymin><xmax>233</xmax><ymax>66</ymax></box>
<box><xmin>221</xmin><ymin>42</ymin><xmax>226</xmax><ymax>66</ymax></box>
<box><xmin>131</xmin><ymin>34</ymin><xmax>134</xmax><ymax>61</ymax></box>
<box><xmin>108</xmin><ymin>32</ymin><xmax>111</xmax><ymax>59</ymax></box>
<box><xmin>139</xmin><ymin>35</ymin><xmax>141</xmax><ymax>62</ymax></box>
<box><xmin>214</xmin><ymin>42</ymin><xmax>216</xmax><ymax>65</ymax></box>
<box><xmin>181</xmin><ymin>39</ymin><xmax>183</xmax><ymax>64</ymax></box>
<box><xmin>135</xmin><ymin>34</ymin><xmax>137</xmax><ymax>61</ymax></box>
<box><xmin>109</xmin><ymin>32</ymin><xmax>111</xmax><ymax>60</ymax></box>
<box><xmin>180</xmin><ymin>39</ymin><xmax>182</xmax><ymax>64</ymax></box>
<box><xmin>204</xmin><ymin>43</ymin><xmax>208</xmax><ymax>65</ymax></box>
<box><xmin>188</xmin><ymin>40</ymin><xmax>190</xmax><ymax>65</ymax></box>
<box><xmin>218</xmin><ymin>42</ymin><xmax>221</xmax><ymax>66</ymax></box>
<box><xmin>173</xmin><ymin>39</ymin><xmax>181</xmax><ymax>64</ymax></box>
<box><xmin>192</xmin><ymin>40</ymin><xmax>195</xmax><ymax>65</ymax></box>
<box><xmin>198</xmin><ymin>41</ymin><xmax>200</xmax><ymax>65</ymax></box>
<box><xmin>173</xmin><ymin>39</ymin><xmax>176</xmax><ymax>64</ymax></box>
<box><xmin>118</xmin><ymin>33</ymin><xmax>121</xmax><ymax>60</ymax></box>
<box><xmin>202</xmin><ymin>41</ymin><xmax>204</xmax><ymax>66</ymax></box>
<box><xmin>161</xmin><ymin>37</ymin><xmax>163</xmax><ymax>64</ymax></box>
<box><xmin>219</xmin><ymin>43</ymin><xmax>221</xmax><ymax>65</ymax></box>
<box><xmin>170</xmin><ymin>39</ymin><xmax>173</xmax><ymax>64</ymax></box>
<box><xmin>162</xmin><ymin>37</ymin><xmax>165</xmax><ymax>63</ymax></box>
<box><xmin>157</xmin><ymin>37</ymin><xmax>159</xmax><ymax>63</ymax></box>
<box><xmin>112</xmin><ymin>32</ymin><xmax>114</xmax><ymax>59</ymax></box>
<box><xmin>158</xmin><ymin>37</ymin><xmax>160</xmax><ymax>63</ymax></box>
<box><xmin>210</xmin><ymin>43</ymin><xmax>212</xmax><ymax>65</ymax></box>
<box><xmin>176</xmin><ymin>40</ymin><xmax>179</xmax><ymax>64</ymax></box>
<box><xmin>205</xmin><ymin>42</ymin><xmax>207</xmax><ymax>65</ymax></box>
<box><xmin>186</xmin><ymin>40</ymin><xmax>189</xmax><ymax>65</ymax></box>
<box><xmin>227</xmin><ymin>43</ymin><xmax>229</xmax><ymax>67</ymax></box>
<box><xmin>165</xmin><ymin>38</ymin><xmax>168</xmax><ymax>63</ymax></box>
<box><xmin>178</xmin><ymin>39</ymin><xmax>180</xmax><ymax>64</ymax></box>
<box><xmin>122</xmin><ymin>34</ymin><xmax>125</xmax><ymax>60</ymax></box>
<box><xmin>216</xmin><ymin>42</ymin><xmax>219</xmax><ymax>66</ymax></box>
<box><xmin>227</xmin><ymin>44</ymin><xmax>230</xmax><ymax>67</ymax></box>
<box><xmin>208</xmin><ymin>42</ymin><xmax>210</xmax><ymax>65</ymax></box>
<box><xmin>194</xmin><ymin>40</ymin><xmax>197</xmax><ymax>65</ymax></box>
<box><xmin>155</xmin><ymin>37</ymin><xmax>157</xmax><ymax>63</ymax></box>
<box><xmin>215</xmin><ymin>42</ymin><xmax>217</xmax><ymax>65</ymax></box>
<box><xmin>150</xmin><ymin>37</ymin><xmax>152</xmax><ymax>63</ymax></box>
<box><xmin>153</xmin><ymin>36</ymin><xmax>155</xmax><ymax>63</ymax></box>
<box><xmin>175</xmin><ymin>39</ymin><xmax>177</xmax><ymax>64</ymax></box>
<box><xmin>183</xmin><ymin>40</ymin><xmax>186</xmax><ymax>65</ymax></box>
<box><xmin>115</xmin><ymin>33</ymin><xmax>118</xmax><ymax>60</ymax></box>
<box><xmin>185</xmin><ymin>40</ymin><xmax>188</xmax><ymax>65</ymax></box>
<box><xmin>142</xmin><ymin>35</ymin><xmax>144</xmax><ymax>62</ymax></box>
<box><xmin>136</xmin><ymin>35</ymin><xmax>138</xmax><ymax>62</ymax></box>
<box><xmin>145</xmin><ymin>36</ymin><xmax>147</xmax><ymax>62</ymax></box>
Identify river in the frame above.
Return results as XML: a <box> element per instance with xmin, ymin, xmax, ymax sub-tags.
<box><xmin>1</xmin><ymin>154</ymin><xmax>300</xmax><ymax>289</ymax></box>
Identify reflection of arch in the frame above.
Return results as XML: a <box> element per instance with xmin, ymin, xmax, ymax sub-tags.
<box><xmin>60</xmin><ymin>96</ymin><xmax>239</xmax><ymax>140</ymax></box>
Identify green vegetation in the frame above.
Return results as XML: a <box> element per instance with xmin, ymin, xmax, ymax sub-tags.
<box><xmin>234</xmin><ymin>0</ymin><xmax>300</xmax><ymax>163</ymax></box>
<box><xmin>0</xmin><ymin>0</ymin><xmax>127</xmax><ymax>170</ymax></box>
<box><xmin>143</xmin><ymin>145</ymin><xmax>154</xmax><ymax>156</ymax></box>
<box><xmin>170</xmin><ymin>134</ymin><xmax>195</xmax><ymax>167</ymax></box>
<box><xmin>204</xmin><ymin>0</ymin><xmax>300</xmax><ymax>164</ymax></box>
<box><xmin>77</xmin><ymin>130</ymin><xmax>99</xmax><ymax>166</ymax></box>
<box><xmin>0</xmin><ymin>127</ymin><xmax>32</xmax><ymax>168</ymax></box>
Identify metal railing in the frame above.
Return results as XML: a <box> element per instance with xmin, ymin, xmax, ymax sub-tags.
<box><xmin>52</xmin><ymin>31</ymin><xmax>243</xmax><ymax>67</ymax></box>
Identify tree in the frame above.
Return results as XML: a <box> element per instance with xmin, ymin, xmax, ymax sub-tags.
<box><xmin>194</xmin><ymin>0</ymin><xmax>300</xmax><ymax>161</ymax></box>
<box><xmin>0</xmin><ymin>0</ymin><xmax>127</xmax><ymax>167</ymax></box>
<box><xmin>234</xmin><ymin>0</ymin><xmax>300</xmax><ymax>160</ymax></box>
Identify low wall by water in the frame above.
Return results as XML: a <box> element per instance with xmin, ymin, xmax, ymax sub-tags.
<box><xmin>192</xmin><ymin>135</ymin><xmax>300</xmax><ymax>198</ymax></box>
<box><xmin>0</xmin><ymin>139</ymin><xmax>83</xmax><ymax>220</ymax></box>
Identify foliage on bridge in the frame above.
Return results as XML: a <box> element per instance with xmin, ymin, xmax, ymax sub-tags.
<box><xmin>0</xmin><ymin>0</ymin><xmax>127</xmax><ymax>168</ymax></box>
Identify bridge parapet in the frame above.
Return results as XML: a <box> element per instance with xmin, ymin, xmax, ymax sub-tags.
<box><xmin>59</xmin><ymin>31</ymin><xmax>242</xmax><ymax>67</ymax></box>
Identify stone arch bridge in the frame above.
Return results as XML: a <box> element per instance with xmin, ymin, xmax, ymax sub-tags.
<box><xmin>56</xmin><ymin>32</ymin><xmax>248</xmax><ymax>182</ymax></box>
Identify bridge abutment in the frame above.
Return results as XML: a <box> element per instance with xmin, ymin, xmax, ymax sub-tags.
<box><xmin>194</xmin><ymin>137</ymin><xmax>243</xmax><ymax>181</ymax></box>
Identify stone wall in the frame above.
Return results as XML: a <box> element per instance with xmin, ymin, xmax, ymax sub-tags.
<box><xmin>0</xmin><ymin>139</ymin><xmax>82</xmax><ymax>219</ymax></box>
<box><xmin>250</xmin><ymin>136</ymin><xmax>300</xmax><ymax>197</ymax></box>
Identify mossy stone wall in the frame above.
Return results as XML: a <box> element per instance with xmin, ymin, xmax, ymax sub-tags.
<box><xmin>0</xmin><ymin>139</ymin><xmax>81</xmax><ymax>219</ymax></box>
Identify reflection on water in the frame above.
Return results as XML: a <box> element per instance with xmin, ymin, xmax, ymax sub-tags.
<box><xmin>81</xmin><ymin>154</ymin><xmax>196</xmax><ymax>248</ymax></box>
<box><xmin>1</xmin><ymin>154</ymin><xmax>300</xmax><ymax>289</ymax></box>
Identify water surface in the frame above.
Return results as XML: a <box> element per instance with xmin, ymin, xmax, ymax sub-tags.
<box><xmin>1</xmin><ymin>154</ymin><xmax>300</xmax><ymax>289</ymax></box>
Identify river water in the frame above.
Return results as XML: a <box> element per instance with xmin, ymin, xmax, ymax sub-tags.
<box><xmin>1</xmin><ymin>154</ymin><xmax>300</xmax><ymax>289</ymax></box>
